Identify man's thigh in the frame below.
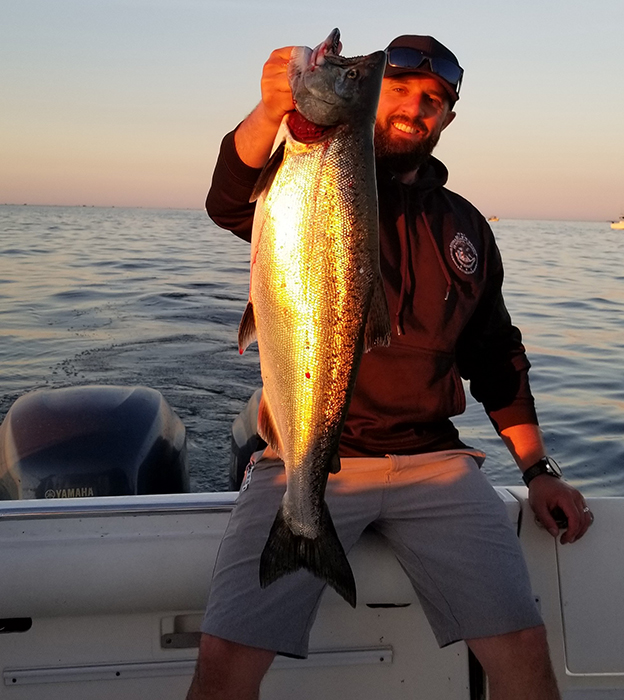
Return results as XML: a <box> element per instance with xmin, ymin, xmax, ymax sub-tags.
<box><xmin>375</xmin><ymin>451</ymin><xmax>543</xmax><ymax>647</ymax></box>
<box><xmin>201</xmin><ymin>457</ymin><xmax>383</xmax><ymax>658</ymax></box>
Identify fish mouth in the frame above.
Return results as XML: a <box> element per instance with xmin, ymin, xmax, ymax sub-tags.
<box><xmin>289</xmin><ymin>29</ymin><xmax>343</xmax><ymax>111</ymax></box>
<box><xmin>309</xmin><ymin>28</ymin><xmax>342</xmax><ymax>68</ymax></box>
<box><xmin>288</xmin><ymin>30</ymin><xmax>385</xmax><ymax>128</ymax></box>
<box><xmin>288</xmin><ymin>29</ymin><xmax>343</xmax><ymax>102</ymax></box>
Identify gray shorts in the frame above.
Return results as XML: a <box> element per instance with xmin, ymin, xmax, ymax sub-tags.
<box><xmin>201</xmin><ymin>450</ymin><xmax>542</xmax><ymax>657</ymax></box>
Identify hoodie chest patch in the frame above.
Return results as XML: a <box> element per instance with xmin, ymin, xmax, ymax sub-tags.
<box><xmin>449</xmin><ymin>232</ymin><xmax>478</xmax><ymax>275</ymax></box>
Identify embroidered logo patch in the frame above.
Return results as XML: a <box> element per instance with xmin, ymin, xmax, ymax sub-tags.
<box><xmin>449</xmin><ymin>232</ymin><xmax>478</xmax><ymax>274</ymax></box>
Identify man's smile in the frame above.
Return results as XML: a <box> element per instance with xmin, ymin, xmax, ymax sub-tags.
<box><xmin>389</xmin><ymin>118</ymin><xmax>427</xmax><ymax>138</ymax></box>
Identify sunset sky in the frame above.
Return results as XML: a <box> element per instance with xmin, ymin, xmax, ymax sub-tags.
<box><xmin>1</xmin><ymin>0</ymin><xmax>622</xmax><ymax>220</ymax></box>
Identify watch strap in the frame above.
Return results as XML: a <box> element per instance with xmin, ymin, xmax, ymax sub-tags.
<box><xmin>522</xmin><ymin>457</ymin><xmax>562</xmax><ymax>486</ymax></box>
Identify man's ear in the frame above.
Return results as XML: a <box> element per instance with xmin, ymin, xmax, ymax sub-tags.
<box><xmin>442</xmin><ymin>110</ymin><xmax>456</xmax><ymax>131</ymax></box>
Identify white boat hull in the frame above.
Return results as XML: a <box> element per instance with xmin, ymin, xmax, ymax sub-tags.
<box><xmin>0</xmin><ymin>489</ymin><xmax>622</xmax><ymax>699</ymax></box>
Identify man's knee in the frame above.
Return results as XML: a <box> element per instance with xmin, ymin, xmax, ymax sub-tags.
<box><xmin>467</xmin><ymin>626</ymin><xmax>560</xmax><ymax>700</ymax></box>
<box><xmin>502</xmin><ymin>625</ymin><xmax>551</xmax><ymax>657</ymax></box>
<box><xmin>187</xmin><ymin>634</ymin><xmax>275</xmax><ymax>700</ymax></box>
<box><xmin>467</xmin><ymin>625</ymin><xmax>553</xmax><ymax>673</ymax></box>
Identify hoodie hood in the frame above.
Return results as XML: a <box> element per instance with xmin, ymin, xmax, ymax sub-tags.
<box><xmin>376</xmin><ymin>154</ymin><xmax>449</xmax><ymax>192</ymax></box>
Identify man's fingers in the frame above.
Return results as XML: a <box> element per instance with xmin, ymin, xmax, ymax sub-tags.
<box><xmin>529</xmin><ymin>477</ymin><xmax>593</xmax><ymax>544</ymax></box>
<box><xmin>535</xmin><ymin>507</ymin><xmax>560</xmax><ymax>538</ymax></box>
<box><xmin>260</xmin><ymin>47</ymin><xmax>296</xmax><ymax>122</ymax></box>
<box><xmin>263</xmin><ymin>47</ymin><xmax>294</xmax><ymax>78</ymax></box>
<box><xmin>269</xmin><ymin>46</ymin><xmax>295</xmax><ymax>61</ymax></box>
<box><xmin>574</xmin><ymin>502</ymin><xmax>594</xmax><ymax>539</ymax></box>
<box><xmin>558</xmin><ymin>503</ymin><xmax>582</xmax><ymax>544</ymax></box>
<box><xmin>537</xmin><ymin>500</ymin><xmax>594</xmax><ymax>543</ymax></box>
<box><xmin>564</xmin><ymin>498</ymin><xmax>594</xmax><ymax>543</ymax></box>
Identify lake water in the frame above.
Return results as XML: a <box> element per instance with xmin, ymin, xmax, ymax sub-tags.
<box><xmin>1</xmin><ymin>205</ymin><xmax>622</xmax><ymax>494</ymax></box>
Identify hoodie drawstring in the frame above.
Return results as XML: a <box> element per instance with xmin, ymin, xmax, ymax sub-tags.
<box><xmin>394</xmin><ymin>186</ymin><xmax>452</xmax><ymax>335</ymax></box>
<box><xmin>395</xmin><ymin>186</ymin><xmax>412</xmax><ymax>336</ymax></box>
<box><xmin>419</xmin><ymin>210</ymin><xmax>453</xmax><ymax>302</ymax></box>
<box><xmin>391</xmin><ymin>172</ymin><xmax>453</xmax><ymax>337</ymax></box>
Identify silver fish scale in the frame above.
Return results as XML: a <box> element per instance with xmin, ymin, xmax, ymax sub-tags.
<box><xmin>251</xmin><ymin>126</ymin><xmax>379</xmax><ymax>537</ymax></box>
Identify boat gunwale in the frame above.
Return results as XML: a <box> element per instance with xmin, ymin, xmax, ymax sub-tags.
<box><xmin>0</xmin><ymin>492</ymin><xmax>238</xmax><ymax>521</ymax></box>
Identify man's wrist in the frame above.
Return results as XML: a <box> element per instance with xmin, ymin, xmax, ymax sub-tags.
<box><xmin>262</xmin><ymin>99</ymin><xmax>292</xmax><ymax>126</ymax></box>
<box><xmin>234</xmin><ymin>103</ymin><xmax>286</xmax><ymax>169</ymax></box>
<box><xmin>522</xmin><ymin>456</ymin><xmax>562</xmax><ymax>487</ymax></box>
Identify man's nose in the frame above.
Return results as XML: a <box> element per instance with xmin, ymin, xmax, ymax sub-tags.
<box><xmin>401</xmin><ymin>93</ymin><xmax>425</xmax><ymax>118</ymax></box>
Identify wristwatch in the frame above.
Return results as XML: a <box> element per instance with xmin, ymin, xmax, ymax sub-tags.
<box><xmin>522</xmin><ymin>456</ymin><xmax>562</xmax><ymax>486</ymax></box>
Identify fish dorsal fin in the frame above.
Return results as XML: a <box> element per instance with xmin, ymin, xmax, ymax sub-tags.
<box><xmin>250</xmin><ymin>140</ymin><xmax>286</xmax><ymax>203</ymax></box>
<box><xmin>257</xmin><ymin>393</ymin><xmax>282</xmax><ymax>457</ymax></box>
<box><xmin>329</xmin><ymin>452</ymin><xmax>341</xmax><ymax>474</ymax></box>
<box><xmin>238</xmin><ymin>301</ymin><xmax>257</xmax><ymax>354</ymax></box>
<box><xmin>364</xmin><ymin>272</ymin><xmax>392</xmax><ymax>351</ymax></box>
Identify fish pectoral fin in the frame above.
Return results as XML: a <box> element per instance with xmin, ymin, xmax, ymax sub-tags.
<box><xmin>329</xmin><ymin>452</ymin><xmax>341</xmax><ymax>474</ymax></box>
<box><xmin>257</xmin><ymin>393</ymin><xmax>282</xmax><ymax>457</ymax></box>
<box><xmin>250</xmin><ymin>140</ymin><xmax>286</xmax><ymax>202</ymax></box>
<box><xmin>364</xmin><ymin>272</ymin><xmax>392</xmax><ymax>351</ymax></box>
<box><xmin>238</xmin><ymin>301</ymin><xmax>257</xmax><ymax>354</ymax></box>
<box><xmin>259</xmin><ymin>501</ymin><xmax>357</xmax><ymax>608</ymax></box>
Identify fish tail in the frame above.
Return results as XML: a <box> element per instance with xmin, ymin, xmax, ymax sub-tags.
<box><xmin>259</xmin><ymin>503</ymin><xmax>356</xmax><ymax>608</ymax></box>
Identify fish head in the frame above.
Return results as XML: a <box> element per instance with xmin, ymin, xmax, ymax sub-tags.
<box><xmin>288</xmin><ymin>29</ymin><xmax>387</xmax><ymax>128</ymax></box>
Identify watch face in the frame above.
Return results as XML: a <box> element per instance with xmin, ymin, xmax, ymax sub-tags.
<box><xmin>545</xmin><ymin>457</ymin><xmax>562</xmax><ymax>477</ymax></box>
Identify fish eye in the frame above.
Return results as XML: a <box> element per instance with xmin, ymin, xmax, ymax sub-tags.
<box><xmin>346</xmin><ymin>68</ymin><xmax>359</xmax><ymax>80</ymax></box>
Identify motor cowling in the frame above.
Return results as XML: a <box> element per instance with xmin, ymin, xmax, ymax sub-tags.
<box><xmin>0</xmin><ymin>385</ymin><xmax>188</xmax><ymax>500</ymax></box>
<box><xmin>229</xmin><ymin>388</ymin><xmax>266</xmax><ymax>491</ymax></box>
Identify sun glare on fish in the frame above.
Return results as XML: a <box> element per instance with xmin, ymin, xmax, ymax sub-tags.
<box><xmin>264</xmin><ymin>151</ymin><xmax>357</xmax><ymax>460</ymax></box>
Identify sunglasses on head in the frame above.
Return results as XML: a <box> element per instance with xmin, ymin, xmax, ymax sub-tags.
<box><xmin>386</xmin><ymin>48</ymin><xmax>464</xmax><ymax>95</ymax></box>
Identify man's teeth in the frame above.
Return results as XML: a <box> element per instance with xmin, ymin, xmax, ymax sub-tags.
<box><xmin>392</xmin><ymin>121</ymin><xmax>418</xmax><ymax>134</ymax></box>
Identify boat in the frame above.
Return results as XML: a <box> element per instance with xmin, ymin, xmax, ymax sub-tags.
<box><xmin>487</xmin><ymin>216</ymin><xmax>499</xmax><ymax>222</ymax></box>
<box><xmin>610</xmin><ymin>216</ymin><xmax>624</xmax><ymax>230</ymax></box>
<box><xmin>1</xmin><ymin>385</ymin><xmax>623</xmax><ymax>699</ymax></box>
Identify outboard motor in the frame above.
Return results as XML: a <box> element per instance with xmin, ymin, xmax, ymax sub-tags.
<box><xmin>229</xmin><ymin>388</ymin><xmax>266</xmax><ymax>491</ymax></box>
<box><xmin>0</xmin><ymin>385</ymin><xmax>188</xmax><ymax>500</ymax></box>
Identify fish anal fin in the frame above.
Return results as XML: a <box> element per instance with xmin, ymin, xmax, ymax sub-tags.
<box><xmin>364</xmin><ymin>273</ymin><xmax>392</xmax><ymax>351</ymax></box>
<box><xmin>238</xmin><ymin>301</ymin><xmax>257</xmax><ymax>354</ymax></box>
<box><xmin>250</xmin><ymin>140</ymin><xmax>286</xmax><ymax>203</ymax></box>
<box><xmin>329</xmin><ymin>452</ymin><xmax>341</xmax><ymax>474</ymax></box>
<box><xmin>259</xmin><ymin>501</ymin><xmax>356</xmax><ymax>608</ymax></box>
<box><xmin>257</xmin><ymin>393</ymin><xmax>282</xmax><ymax>457</ymax></box>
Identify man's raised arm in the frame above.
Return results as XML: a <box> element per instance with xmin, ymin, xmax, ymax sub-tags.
<box><xmin>206</xmin><ymin>47</ymin><xmax>295</xmax><ymax>241</ymax></box>
<box><xmin>234</xmin><ymin>46</ymin><xmax>295</xmax><ymax>168</ymax></box>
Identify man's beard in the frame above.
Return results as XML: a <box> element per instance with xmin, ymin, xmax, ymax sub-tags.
<box><xmin>374</xmin><ymin>115</ymin><xmax>441</xmax><ymax>174</ymax></box>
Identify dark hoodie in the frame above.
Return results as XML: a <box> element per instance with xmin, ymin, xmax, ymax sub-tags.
<box><xmin>206</xmin><ymin>128</ymin><xmax>538</xmax><ymax>458</ymax></box>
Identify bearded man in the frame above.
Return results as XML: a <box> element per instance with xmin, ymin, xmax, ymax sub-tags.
<box><xmin>187</xmin><ymin>35</ymin><xmax>592</xmax><ymax>700</ymax></box>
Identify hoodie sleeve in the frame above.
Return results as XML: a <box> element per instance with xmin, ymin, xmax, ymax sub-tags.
<box><xmin>205</xmin><ymin>128</ymin><xmax>262</xmax><ymax>243</ymax></box>
<box><xmin>455</xmin><ymin>232</ymin><xmax>539</xmax><ymax>433</ymax></box>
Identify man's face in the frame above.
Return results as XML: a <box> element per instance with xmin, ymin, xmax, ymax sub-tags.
<box><xmin>374</xmin><ymin>74</ymin><xmax>456</xmax><ymax>174</ymax></box>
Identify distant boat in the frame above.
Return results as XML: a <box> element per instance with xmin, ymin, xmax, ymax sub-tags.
<box><xmin>610</xmin><ymin>216</ymin><xmax>624</xmax><ymax>230</ymax></box>
<box><xmin>488</xmin><ymin>216</ymin><xmax>499</xmax><ymax>222</ymax></box>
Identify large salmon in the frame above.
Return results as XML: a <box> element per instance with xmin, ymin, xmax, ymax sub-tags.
<box><xmin>238</xmin><ymin>29</ymin><xmax>390</xmax><ymax>607</ymax></box>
